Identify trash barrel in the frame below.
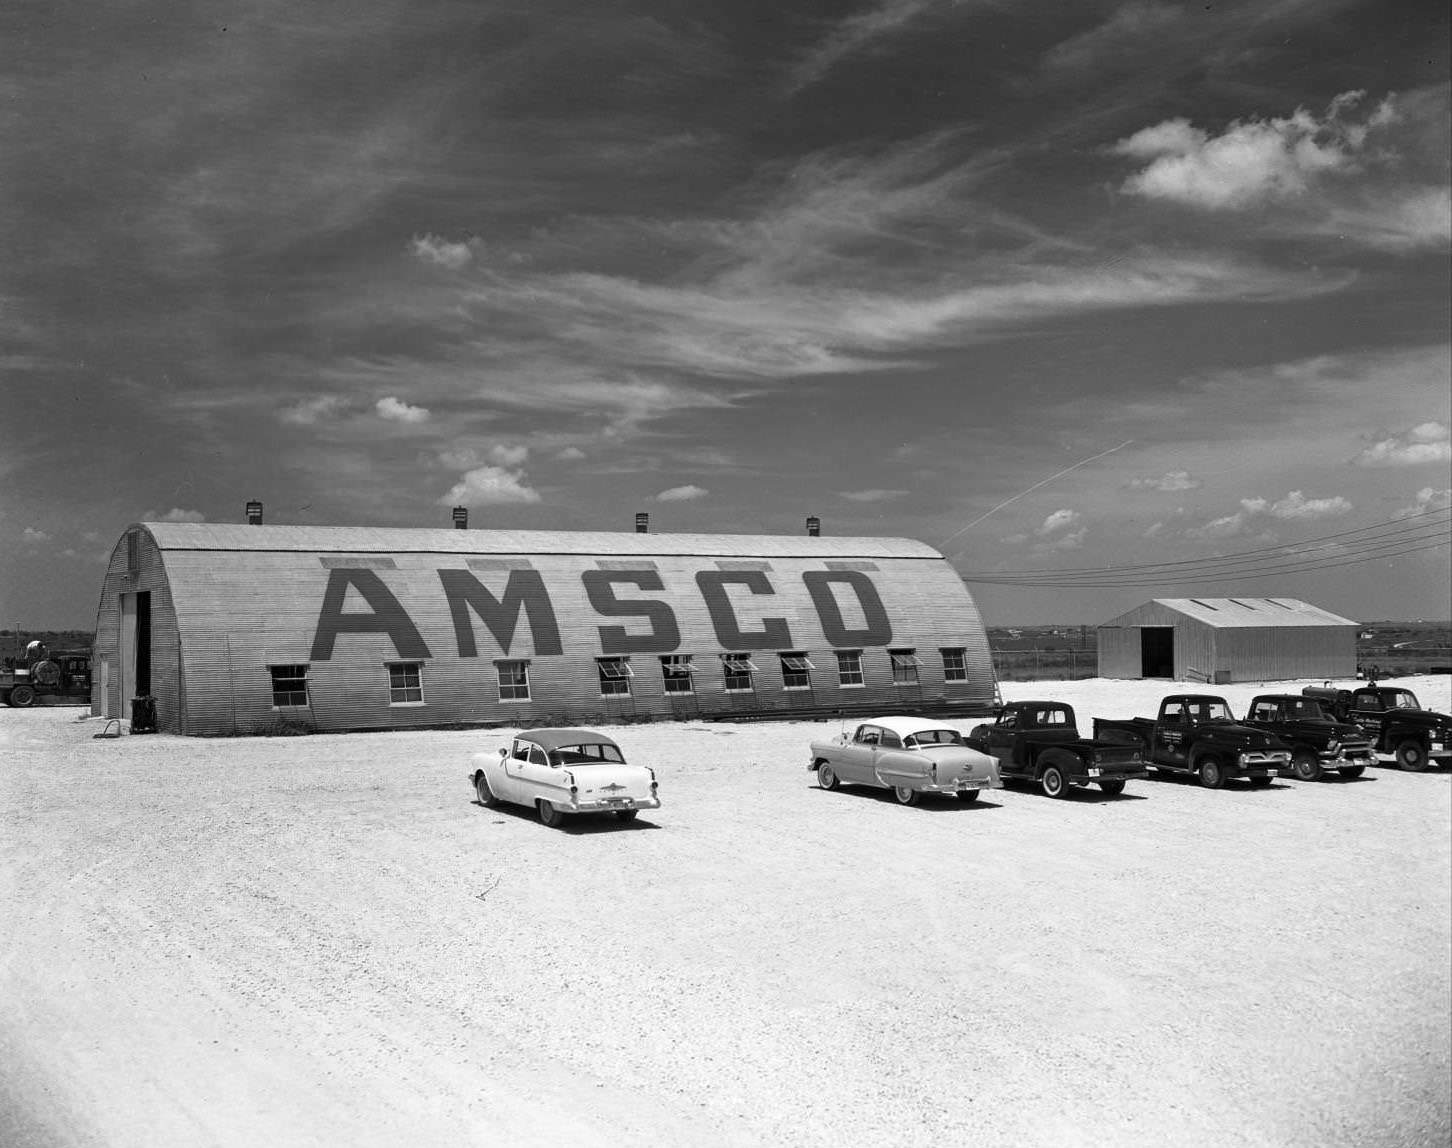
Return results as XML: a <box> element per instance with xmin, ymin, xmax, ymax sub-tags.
<box><xmin>130</xmin><ymin>694</ymin><xmax>157</xmax><ymax>734</ymax></box>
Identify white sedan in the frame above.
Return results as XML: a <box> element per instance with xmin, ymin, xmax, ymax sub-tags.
<box><xmin>469</xmin><ymin>728</ymin><xmax>660</xmax><ymax>827</ymax></box>
<box><xmin>809</xmin><ymin>716</ymin><xmax>1003</xmax><ymax>805</ymax></box>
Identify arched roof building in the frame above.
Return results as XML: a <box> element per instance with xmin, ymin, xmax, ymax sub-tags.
<box><xmin>92</xmin><ymin>523</ymin><xmax>998</xmax><ymax>735</ymax></box>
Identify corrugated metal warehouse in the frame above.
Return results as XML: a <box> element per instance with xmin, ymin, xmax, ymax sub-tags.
<box><xmin>1096</xmin><ymin>597</ymin><xmax>1358</xmax><ymax>683</ymax></box>
<box><xmin>91</xmin><ymin>521</ymin><xmax>998</xmax><ymax>735</ymax></box>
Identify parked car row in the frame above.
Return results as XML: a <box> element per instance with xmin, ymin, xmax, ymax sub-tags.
<box><xmin>468</xmin><ymin>683</ymin><xmax>1450</xmax><ymax>827</ymax></box>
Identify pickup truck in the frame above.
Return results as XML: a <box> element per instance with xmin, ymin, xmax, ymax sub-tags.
<box><xmin>1242</xmin><ymin>694</ymin><xmax>1374</xmax><ymax>781</ymax></box>
<box><xmin>965</xmin><ymin>701</ymin><xmax>1147</xmax><ymax>798</ymax></box>
<box><xmin>1093</xmin><ymin>695</ymin><xmax>1291</xmax><ymax>789</ymax></box>
<box><xmin>1301</xmin><ymin>683</ymin><xmax>1452</xmax><ymax>771</ymax></box>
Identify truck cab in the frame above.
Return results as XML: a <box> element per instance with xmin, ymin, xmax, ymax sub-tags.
<box><xmin>1302</xmin><ymin>684</ymin><xmax>1452</xmax><ymax>771</ymax></box>
<box><xmin>1243</xmin><ymin>694</ymin><xmax>1373</xmax><ymax>780</ymax></box>
<box><xmin>1094</xmin><ymin>694</ymin><xmax>1291</xmax><ymax>789</ymax></box>
<box><xmin>967</xmin><ymin>701</ymin><xmax>1147</xmax><ymax>798</ymax></box>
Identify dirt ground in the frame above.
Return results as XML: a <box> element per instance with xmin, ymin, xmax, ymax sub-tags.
<box><xmin>3</xmin><ymin>677</ymin><xmax>1449</xmax><ymax>1148</ymax></box>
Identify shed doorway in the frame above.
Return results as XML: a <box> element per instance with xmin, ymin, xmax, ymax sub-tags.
<box><xmin>119</xmin><ymin>591</ymin><xmax>152</xmax><ymax>703</ymax></box>
<box><xmin>1140</xmin><ymin>627</ymin><xmax>1174</xmax><ymax>678</ymax></box>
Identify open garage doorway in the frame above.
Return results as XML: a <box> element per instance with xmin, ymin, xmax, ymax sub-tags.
<box><xmin>119</xmin><ymin>591</ymin><xmax>152</xmax><ymax>703</ymax></box>
<box><xmin>1140</xmin><ymin>627</ymin><xmax>1174</xmax><ymax>678</ymax></box>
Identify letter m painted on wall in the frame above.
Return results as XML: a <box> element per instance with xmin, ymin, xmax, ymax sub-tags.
<box><xmin>438</xmin><ymin>569</ymin><xmax>564</xmax><ymax>656</ymax></box>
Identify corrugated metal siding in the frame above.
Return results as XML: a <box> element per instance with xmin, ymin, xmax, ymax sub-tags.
<box><xmin>1212</xmin><ymin>627</ymin><xmax>1356</xmax><ymax>682</ymax></box>
<box><xmin>1096</xmin><ymin>627</ymin><xmax>1139</xmax><ymax>678</ymax></box>
<box><xmin>121</xmin><ymin>533</ymin><xmax>995</xmax><ymax>735</ymax></box>
<box><xmin>90</xmin><ymin>528</ymin><xmax>184</xmax><ymax>731</ymax></box>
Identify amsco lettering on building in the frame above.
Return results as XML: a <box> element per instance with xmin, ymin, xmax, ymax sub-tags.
<box><xmin>92</xmin><ymin>523</ymin><xmax>998</xmax><ymax>735</ymax></box>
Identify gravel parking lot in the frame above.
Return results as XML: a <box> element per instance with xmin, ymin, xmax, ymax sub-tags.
<box><xmin>3</xmin><ymin>677</ymin><xmax>1449</xmax><ymax>1148</ymax></box>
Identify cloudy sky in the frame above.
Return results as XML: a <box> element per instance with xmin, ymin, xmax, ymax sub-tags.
<box><xmin>2</xmin><ymin>0</ymin><xmax>1448</xmax><ymax>627</ymax></box>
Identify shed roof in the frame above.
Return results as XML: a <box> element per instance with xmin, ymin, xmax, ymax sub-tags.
<box><xmin>139</xmin><ymin>523</ymin><xmax>943</xmax><ymax>560</ymax></box>
<box><xmin>1109</xmin><ymin>598</ymin><xmax>1357</xmax><ymax>629</ymax></box>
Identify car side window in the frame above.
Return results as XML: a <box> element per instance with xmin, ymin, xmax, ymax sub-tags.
<box><xmin>511</xmin><ymin>741</ymin><xmax>530</xmax><ymax>761</ymax></box>
<box><xmin>1251</xmin><ymin>703</ymin><xmax>1272</xmax><ymax>721</ymax></box>
<box><xmin>529</xmin><ymin>745</ymin><xmax>549</xmax><ymax>766</ymax></box>
<box><xmin>855</xmin><ymin>726</ymin><xmax>879</xmax><ymax>745</ymax></box>
<box><xmin>879</xmin><ymin>732</ymin><xmax>903</xmax><ymax>749</ymax></box>
<box><xmin>1163</xmin><ymin>703</ymin><xmax>1184</xmax><ymax>723</ymax></box>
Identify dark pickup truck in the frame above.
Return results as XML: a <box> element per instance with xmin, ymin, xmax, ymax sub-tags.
<box><xmin>966</xmin><ymin>701</ymin><xmax>1147</xmax><ymax>798</ymax></box>
<box><xmin>1242</xmin><ymin>694</ymin><xmax>1374</xmax><ymax>781</ymax></box>
<box><xmin>1094</xmin><ymin>694</ymin><xmax>1291</xmax><ymax>789</ymax></box>
<box><xmin>1302</xmin><ymin>684</ymin><xmax>1452</xmax><ymax>772</ymax></box>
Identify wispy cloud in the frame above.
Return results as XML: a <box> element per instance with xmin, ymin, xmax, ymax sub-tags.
<box><xmin>21</xmin><ymin>527</ymin><xmax>53</xmax><ymax>545</ymax></box>
<box><xmin>839</xmin><ymin>489</ymin><xmax>909</xmax><ymax>502</ymax></box>
<box><xmin>279</xmin><ymin>396</ymin><xmax>347</xmax><ymax>426</ymax></box>
<box><xmin>439</xmin><ymin>465</ymin><xmax>540</xmax><ymax>507</ymax></box>
<box><xmin>1188</xmin><ymin>490</ymin><xmax>1354</xmax><ymax>539</ymax></box>
<box><xmin>142</xmin><ymin>507</ymin><xmax>207</xmax><ymax>523</ymax></box>
<box><xmin>1113</xmin><ymin>88</ymin><xmax>1451</xmax><ymax>251</ymax></box>
<box><xmin>411</xmin><ymin>234</ymin><xmax>478</xmax><ymax>270</ymax></box>
<box><xmin>376</xmin><ymin>396</ymin><xmax>430</xmax><ymax>423</ymax></box>
<box><xmin>1352</xmin><ymin>421</ymin><xmax>1451</xmax><ymax>467</ymax></box>
<box><xmin>1126</xmin><ymin>469</ymin><xmax>1201</xmax><ymax>492</ymax></box>
<box><xmin>655</xmin><ymin>484</ymin><xmax>708</xmax><ymax>502</ymax></box>
<box><xmin>1041</xmin><ymin>2</ymin><xmax>1185</xmax><ymax>76</ymax></box>
<box><xmin>782</xmin><ymin>0</ymin><xmax>943</xmax><ymax>95</ymax></box>
<box><xmin>1392</xmin><ymin>486</ymin><xmax>1452</xmax><ymax>520</ymax></box>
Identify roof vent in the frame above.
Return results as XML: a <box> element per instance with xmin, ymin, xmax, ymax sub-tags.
<box><xmin>635</xmin><ymin>512</ymin><xmax>649</xmax><ymax>534</ymax></box>
<box><xmin>452</xmin><ymin>506</ymin><xmax>468</xmax><ymax>530</ymax></box>
<box><xmin>245</xmin><ymin>500</ymin><xmax>263</xmax><ymax>526</ymax></box>
<box><xmin>806</xmin><ymin>515</ymin><xmax>821</xmax><ymax>537</ymax></box>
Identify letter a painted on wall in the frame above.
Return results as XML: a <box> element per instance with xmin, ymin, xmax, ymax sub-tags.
<box><xmin>695</xmin><ymin>570</ymin><xmax>792</xmax><ymax>650</ymax></box>
<box><xmin>438</xmin><ymin>569</ymin><xmax>564</xmax><ymax>657</ymax></box>
<box><xmin>803</xmin><ymin>570</ymin><xmax>892</xmax><ymax>646</ymax></box>
<box><xmin>310</xmin><ymin>569</ymin><xmax>433</xmax><ymax>661</ymax></box>
<box><xmin>581</xmin><ymin>570</ymin><xmax>682</xmax><ymax>654</ymax></box>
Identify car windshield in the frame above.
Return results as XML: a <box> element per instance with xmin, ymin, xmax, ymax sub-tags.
<box><xmin>1185</xmin><ymin>701</ymin><xmax>1232</xmax><ymax>722</ymax></box>
<box><xmin>1282</xmin><ymin>698</ymin><xmax>1329</xmax><ymax>719</ymax></box>
<box><xmin>1385</xmin><ymin>690</ymin><xmax>1421</xmax><ymax>710</ymax></box>
<box><xmin>548</xmin><ymin>743</ymin><xmax>626</xmax><ymax>765</ymax></box>
<box><xmin>903</xmin><ymin>729</ymin><xmax>964</xmax><ymax>748</ymax></box>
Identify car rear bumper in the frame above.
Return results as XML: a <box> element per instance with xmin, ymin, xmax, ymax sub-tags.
<box><xmin>569</xmin><ymin>795</ymin><xmax>661</xmax><ymax>813</ymax></box>
<box><xmin>1074</xmin><ymin>766</ymin><xmax>1149</xmax><ymax>783</ymax></box>
<box><xmin>919</xmin><ymin>777</ymin><xmax>1002</xmax><ymax>794</ymax></box>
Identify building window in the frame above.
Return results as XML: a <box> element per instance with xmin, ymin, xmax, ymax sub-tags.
<box><xmin>779</xmin><ymin>652</ymin><xmax>815</xmax><ymax>690</ymax></box>
<box><xmin>269</xmin><ymin>664</ymin><xmax>309</xmax><ymax>708</ymax></box>
<box><xmin>835</xmin><ymin>650</ymin><xmax>864</xmax><ymax>687</ymax></box>
<box><xmin>722</xmin><ymin>654</ymin><xmax>758</xmax><ymax>692</ymax></box>
<box><xmin>126</xmin><ymin>531</ymin><xmax>140</xmax><ymax>574</ymax></box>
<box><xmin>496</xmin><ymin>660</ymin><xmax>530</xmax><ymax>702</ymax></box>
<box><xmin>890</xmin><ymin>649</ymin><xmax>921</xmax><ymax>686</ymax></box>
<box><xmin>941</xmin><ymin>647</ymin><xmax>968</xmax><ymax>682</ymax></box>
<box><xmin>660</xmin><ymin>655</ymin><xmax>696</xmax><ymax>695</ymax></box>
<box><xmin>387</xmin><ymin>662</ymin><xmax>424</xmax><ymax>704</ymax></box>
<box><xmin>597</xmin><ymin>657</ymin><xmax>634</xmax><ymax>696</ymax></box>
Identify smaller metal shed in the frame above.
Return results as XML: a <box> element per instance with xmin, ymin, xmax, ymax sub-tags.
<box><xmin>1097</xmin><ymin>598</ymin><xmax>1357</xmax><ymax>683</ymax></box>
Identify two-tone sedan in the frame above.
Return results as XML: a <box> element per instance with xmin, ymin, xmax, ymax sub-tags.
<box><xmin>469</xmin><ymin>728</ymin><xmax>660</xmax><ymax>827</ymax></box>
<box><xmin>809</xmin><ymin>717</ymin><xmax>1003</xmax><ymax>805</ymax></box>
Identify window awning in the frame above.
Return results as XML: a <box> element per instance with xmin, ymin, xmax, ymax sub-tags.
<box><xmin>596</xmin><ymin>659</ymin><xmax>634</xmax><ymax>678</ymax></box>
<box><xmin>890</xmin><ymin>652</ymin><xmax>922</xmax><ymax>667</ymax></box>
<box><xmin>722</xmin><ymin>656</ymin><xmax>758</xmax><ymax>672</ymax></box>
<box><xmin>780</xmin><ymin>655</ymin><xmax>815</xmax><ymax>671</ymax></box>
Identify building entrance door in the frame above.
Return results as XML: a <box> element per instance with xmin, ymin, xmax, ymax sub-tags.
<box><xmin>1140</xmin><ymin>627</ymin><xmax>1174</xmax><ymax>678</ymax></box>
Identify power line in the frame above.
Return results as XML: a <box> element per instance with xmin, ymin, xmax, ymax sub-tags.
<box><xmin>960</xmin><ymin>508</ymin><xmax>1451</xmax><ymax>587</ymax></box>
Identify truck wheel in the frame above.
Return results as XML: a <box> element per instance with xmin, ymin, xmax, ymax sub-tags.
<box><xmin>8</xmin><ymin>684</ymin><xmax>36</xmax><ymax>708</ymax></box>
<box><xmin>1395</xmin><ymin>740</ymin><xmax>1428</xmax><ymax>772</ymax></box>
<box><xmin>1195</xmin><ymin>757</ymin><xmax>1225</xmax><ymax>789</ymax></box>
<box><xmin>1039</xmin><ymin>764</ymin><xmax>1068</xmax><ymax>799</ymax></box>
<box><xmin>817</xmin><ymin>762</ymin><xmax>841</xmax><ymax>791</ymax></box>
<box><xmin>474</xmin><ymin>771</ymin><xmax>502</xmax><ymax>808</ymax></box>
<box><xmin>1098</xmin><ymin>779</ymin><xmax>1126</xmax><ymax>796</ymax></box>
<box><xmin>536</xmin><ymin>799</ymin><xmax>564</xmax><ymax>827</ymax></box>
<box><xmin>893</xmin><ymin>786</ymin><xmax>919</xmax><ymax>806</ymax></box>
<box><xmin>1290</xmin><ymin>750</ymin><xmax>1322</xmax><ymax>782</ymax></box>
<box><xmin>1338</xmin><ymin>765</ymin><xmax>1366</xmax><ymax>779</ymax></box>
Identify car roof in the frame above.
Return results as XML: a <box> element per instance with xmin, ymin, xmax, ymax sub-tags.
<box><xmin>513</xmin><ymin>728</ymin><xmax>621</xmax><ymax>752</ymax></box>
<box><xmin>856</xmin><ymin>716</ymin><xmax>963</xmax><ymax>736</ymax></box>
<box><xmin>1004</xmin><ymin>700</ymin><xmax>1072</xmax><ymax>709</ymax></box>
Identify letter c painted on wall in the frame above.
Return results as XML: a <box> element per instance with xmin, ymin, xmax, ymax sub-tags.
<box><xmin>694</xmin><ymin>570</ymin><xmax>792</xmax><ymax>650</ymax></box>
